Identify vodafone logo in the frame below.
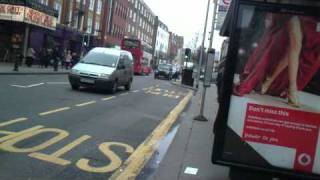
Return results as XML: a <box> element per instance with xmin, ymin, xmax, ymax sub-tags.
<box><xmin>297</xmin><ymin>153</ymin><xmax>312</xmax><ymax>166</ymax></box>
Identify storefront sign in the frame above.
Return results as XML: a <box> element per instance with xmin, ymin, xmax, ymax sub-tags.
<box><xmin>215</xmin><ymin>0</ymin><xmax>231</xmax><ymax>30</ymax></box>
<box><xmin>0</xmin><ymin>3</ymin><xmax>24</xmax><ymax>22</ymax></box>
<box><xmin>24</xmin><ymin>7</ymin><xmax>57</xmax><ymax>30</ymax></box>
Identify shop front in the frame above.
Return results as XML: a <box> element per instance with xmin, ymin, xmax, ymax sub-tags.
<box><xmin>0</xmin><ymin>0</ymin><xmax>58</xmax><ymax>63</ymax></box>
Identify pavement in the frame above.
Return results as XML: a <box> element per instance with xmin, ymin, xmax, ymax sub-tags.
<box><xmin>0</xmin><ymin>62</ymin><xmax>70</xmax><ymax>74</ymax></box>
<box><xmin>138</xmin><ymin>83</ymin><xmax>230</xmax><ymax>180</ymax></box>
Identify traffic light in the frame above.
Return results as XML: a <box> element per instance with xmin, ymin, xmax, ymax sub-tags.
<box><xmin>185</xmin><ymin>48</ymin><xmax>191</xmax><ymax>57</ymax></box>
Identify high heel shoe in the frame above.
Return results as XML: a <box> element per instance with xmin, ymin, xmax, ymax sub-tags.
<box><xmin>288</xmin><ymin>90</ymin><xmax>300</xmax><ymax>108</ymax></box>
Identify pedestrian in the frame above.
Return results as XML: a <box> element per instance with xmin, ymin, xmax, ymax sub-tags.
<box><xmin>39</xmin><ymin>48</ymin><xmax>46</xmax><ymax>68</ymax></box>
<box><xmin>71</xmin><ymin>52</ymin><xmax>79</xmax><ymax>67</ymax></box>
<box><xmin>44</xmin><ymin>48</ymin><xmax>50</xmax><ymax>68</ymax></box>
<box><xmin>52</xmin><ymin>47</ymin><xmax>60</xmax><ymax>71</ymax></box>
<box><xmin>65</xmin><ymin>50</ymin><xmax>72</xmax><ymax>69</ymax></box>
<box><xmin>26</xmin><ymin>47</ymin><xmax>35</xmax><ymax>67</ymax></box>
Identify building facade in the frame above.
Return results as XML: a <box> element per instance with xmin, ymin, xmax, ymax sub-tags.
<box><xmin>126</xmin><ymin>0</ymin><xmax>155</xmax><ymax>46</ymax></box>
<box><xmin>152</xmin><ymin>17</ymin><xmax>169</xmax><ymax>63</ymax></box>
<box><xmin>168</xmin><ymin>32</ymin><xmax>184</xmax><ymax>61</ymax></box>
<box><xmin>0</xmin><ymin>0</ymin><xmax>58</xmax><ymax>63</ymax></box>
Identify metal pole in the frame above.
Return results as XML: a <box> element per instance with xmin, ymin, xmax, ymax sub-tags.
<box><xmin>209</xmin><ymin>0</ymin><xmax>218</xmax><ymax>49</ymax></box>
<box><xmin>194</xmin><ymin>0</ymin><xmax>218</xmax><ymax>122</ymax></box>
<box><xmin>22</xmin><ymin>24</ymin><xmax>30</xmax><ymax>64</ymax></box>
<box><xmin>195</xmin><ymin>0</ymin><xmax>211</xmax><ymax>89</ymax></box>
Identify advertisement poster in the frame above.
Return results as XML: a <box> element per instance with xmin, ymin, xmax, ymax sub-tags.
<box><xmin>0</xmin><ymin>4</ymin><xmax>24</xmax><ymax>22</ymax></box>
<box><xmin>24</xmin><ymin>7</ymin><xmax>57</xmax><ymax>30</ymax></box>
<box><xmin>219</xmin><ymin>2</ymin><xmax>320</xmax><ymax>177</ymax></box>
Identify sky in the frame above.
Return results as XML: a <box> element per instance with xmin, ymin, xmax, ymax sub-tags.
<box><xmin>143</xmin><ymin>0</ymin><xmax>226</xmax><ymax>51</ymax></box>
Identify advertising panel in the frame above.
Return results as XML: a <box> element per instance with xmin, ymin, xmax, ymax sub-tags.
<box><xmin>24</xmin><ymin>7</ymin><xmax>57</xmax><ymax>30</ymax></box>
<box><xmin>216</xmin><ymin>0</ymin><xmax>231</xmax><ymax>30</ymax></box>
<box><xmin>213</xmin><ymin>0</ymin><xmax>320</xmax><ymax>178</ymax></box>
<box><xmin>0</xmin><ymin>3</ymin><xmax>24</xmax><ymax>22</ymax></box>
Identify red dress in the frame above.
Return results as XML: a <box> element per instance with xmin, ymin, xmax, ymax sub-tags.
<box><xmin>234</xmin><ymin>15</ymin><xmax>320</xmax><ymax>97</ymax></box>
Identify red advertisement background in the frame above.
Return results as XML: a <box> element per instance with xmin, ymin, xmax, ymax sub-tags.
<box><xmin>242</xmin><ymin>103</ymin><xmax>320</xmax><ymax>172</ymax></box>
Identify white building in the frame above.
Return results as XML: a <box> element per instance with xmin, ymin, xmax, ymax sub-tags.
<box><xmin>154</xmin><ymin>20</ymin><xmax>169</xmax><ymax>59</ymax></box>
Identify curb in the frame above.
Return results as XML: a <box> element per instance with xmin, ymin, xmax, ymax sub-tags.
<box><xmin>0</xmin><ymin>72</ymin><xmax>69</xmax><ymax>75</ymax></box>
<box><xmin>170</xmin><ymin>81</ymin><xmax>197</xmax><ymax>91</ymax></box>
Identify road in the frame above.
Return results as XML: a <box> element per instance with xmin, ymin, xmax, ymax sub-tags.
<box><xmin>0</xmin><ymin>74</ymin><xmax>189</xmax><ymax>180</ymax></box>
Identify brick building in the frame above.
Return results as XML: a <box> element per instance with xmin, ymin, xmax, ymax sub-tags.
<box><xmin>168</xmin><ymin>32</ymin><xmax>184</xmax><ymax>60</ymax></box>
<box><xmin>101</xmin><ymin>0</ymin><xmax>128</xmax><ymax>47</ymax></box>
<box><xmin>126</xmin><ymin>0</ymin><xmax>155</xmax><ymax>46</ymax></box>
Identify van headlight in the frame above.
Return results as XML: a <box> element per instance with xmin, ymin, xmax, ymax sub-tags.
<box><xmin>71</xmin><ymin>69</ymin><xmax>80</xmax><ymax>75</ymax></box>
<box><xmin>99</xmin><ymin>73</ymin><xmax>110</xmax><ymax>79</ymax></box>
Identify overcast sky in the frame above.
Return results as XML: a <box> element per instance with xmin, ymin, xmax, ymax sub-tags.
<box><xmin>143</xmin><ymin>0</ymin><xmax>226</xmax><ymax>50</ymax></box>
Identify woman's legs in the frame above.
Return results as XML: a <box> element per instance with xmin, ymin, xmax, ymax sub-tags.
<box><xmin>287</xmin><ymin>16</ymin><xmax>303</xmax><ymax>107</ymax></box>
<box><xmin>261</xmin><ymin>55</ymin><xmax>289</xmax><ymax>94</ymax></box>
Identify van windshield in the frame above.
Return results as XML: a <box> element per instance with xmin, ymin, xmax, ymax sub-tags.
<box><xmin>80</xmin><ymin>52</ymin><xmax>119</xmax><ymax>67</ymax></box>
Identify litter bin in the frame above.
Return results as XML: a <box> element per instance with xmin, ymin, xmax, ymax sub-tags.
<box><xmin>181</xmin><ymin>68</ymin><xmax>194</xmax><ymax>87</ymax></box>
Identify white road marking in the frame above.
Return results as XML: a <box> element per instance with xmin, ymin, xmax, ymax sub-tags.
<box><xmin>184</xmin><ymin>167</ymin><xmax>198</xmax><ymax>175</ymax></box>
<box><xmin>102</xmin><ymin>96</ymin><xmax>116</xmax><ymax>101</ymax></box>
<box><xmin>132</xmin><ymin>90</ymin><xmax>140</xmax><ymax>93</ymax></box>
<box><xmin>119</xmin><ymin>92</ymin><xmax>129</xmax><ymax>96</ymax></box>
<box><xmin>27</xmin><ymin>83</ymin><xmax>45</xmax><ymax>87</ymax></box>
<box><xmin>75</xmin><ymin>101</ymin><xmax>96</xmax><ymax>107</ymax></box>
<box><xmin>11</xmin><ymin>85</ymin><xmax>28</xmax><ymax>88</ymax></box>
<box><xmin>11</xmin><ymin>83</ymin><xmax>45</xmax><ymax>88</ymax></box>
<box><xmin>46</xmin><ymin>82</ymin><xmax>69</xmax><ymax>85</ymax></box>
<box><xmin>39</xmin><ymin>107</ymin><xmax>70</xmax><ymax>116</ymax></box>
<box><xmin>0</xmin><ymin>118</ymin><xmax>28</xmax><ymax>127</ymax></box>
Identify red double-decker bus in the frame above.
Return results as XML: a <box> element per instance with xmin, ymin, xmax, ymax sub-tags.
<box><xmin>120</xmin><ymin>37</ymin><xmax>152</xmax><ymax>75</ymax></box>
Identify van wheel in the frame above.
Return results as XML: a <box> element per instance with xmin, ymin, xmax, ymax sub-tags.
<box><xmin>125</xmin><ymin>80</ymin><xmax>132</xmax><ymax>91</ymax></box>
<box><xmin>71</xmin><ymin>84</ymin><xmax>79</xmax><ymax>90</ymax></box>
<box><xmin>110</xmin><ymin>81</ymin><xmax>118</xmax><ymax>94</ymax></box>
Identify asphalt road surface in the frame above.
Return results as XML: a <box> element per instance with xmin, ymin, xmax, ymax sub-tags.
<box><xmin>0</xmin><ymin>74</ymin><xmax>189</xmax><ymax>180</ymax></box>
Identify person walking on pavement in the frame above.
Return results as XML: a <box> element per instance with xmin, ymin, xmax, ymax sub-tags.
<box><xmin>39</xmin><ymin>48</ymin><xmax>46</xmax><ymax>68</ymax></box>
<box><xmin>26</xmin><ymin>47</ymin><xmax>35</xmax><ymax>67</ymax></box>
<box><xmin>71</xmin><ymin>52</ymin><xmax>79</xmax><ymax>67</ymax></box>
<box><xmin>52</xmin><ymin>47</ymin><xmax>60</xmax><ymax>71</ymax></box>
<box><xmin>65</xmin><ymin>50</ymin><xmax>72</xmax><ymax>69</ymax></box>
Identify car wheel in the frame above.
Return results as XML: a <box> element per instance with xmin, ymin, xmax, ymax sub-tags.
<box><xmin>125</xmin><ymin>80</ymin><xmax>132</xmax><ymax>91</ymax></box>
<box><xmin>110</xmin><ymin>81</ymin><xmax>118</xmax><ymax>94</ymax></box>
<box><xmin>71</xmin><ymin>84</ymin><xmax>79</xmax><ymax>90</ymax></box>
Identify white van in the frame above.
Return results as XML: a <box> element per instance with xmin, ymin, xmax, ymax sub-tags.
<box><xmin>68</xmin><ymin>47</ymin><xmax>133</xmax><ymax>93</ymax></box>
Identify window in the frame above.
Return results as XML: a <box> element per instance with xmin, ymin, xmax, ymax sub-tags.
<box><xmin>54</xmin><ymin>1</ymin><xmax>62</xmax><ymax>23</ymax></box>
<box><xmin>97</xmin><ymin>0</ymin><xmax>102</xmax><ymax>14</ymax></box>
<box><xmin>130</xmin><ymin>9</ymin><xmax>132</xmax><ymax>18</ymax></box>
<box><xmin>87</xmin><ymin>17</ymin><xmax>93</xmax><ymax>33</ymax></box>
<box><xmin>128</xmin><ymin>24</ymin><xmax>131</xmax><ymax>33</ymax></box>
<box><xmin>89</xmin><ymin>0</ymin><xmax>94</xmax><ymax>11</ymax></box>
<box><xmin>133</xmin><ymin>12</ymin><xmax>136</xmax><ymax>22</ymax></box>
<box><xmin>95</xmin><ymin>21</ymin><xmax>100</xmax><ymax>35</ymax></box>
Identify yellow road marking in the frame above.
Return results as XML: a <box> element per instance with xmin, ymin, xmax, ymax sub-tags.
<box><xmin>119</xmin><ymin>92</ymin><xmax>129</xmax><ymax>96</ymax></box>
<box><xmin>109</xmin><ymin>91</ymin><xmax>193</xmax><ymax>180</ymax></box>
<box><xmin>102</xmin><ymin>96</ymin><xmax>116</xmax><ymax>101</ymax></box>
<box><xmin>0</xmin><ymin>126</ymin><xmax>43</xmax><ymax>143</ymax></box>
<box><xmin>39</xmin><ymin>107</ymin><xmax>70</xmax><ymax>116</ymax></box>
<box><xmin>0</xmin><ymin>118</ymin><xmax>28</xmax><ymax>127</ymax></box>
<box><xmin>75</xmin><ymin>101</ymin><xmax>96</xmax><ymax>107</ymax></box>
<box><xmin>29</xmin><ymin>135</ymin><xmax>91</xmax><ymax>166</ymax></box>
<box><xmin>76</xmin><ymin>142</ymin><xmax>134</xmax><ymax>173</ymax></box>
<box><xmin>0</xmin><ymin>130</ymin><xmax>15</xmax><ymax>135</ymax></box>
<box><xmin>0</xmin><ymin>128</ymin><xmax>69</xmax><ymax>153</ymax></box>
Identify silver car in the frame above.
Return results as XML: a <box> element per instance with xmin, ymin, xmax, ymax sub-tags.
<box><xmin>68</xmin><ymin>47</ymin><xmax>133</xmax><ymax>93</ymax></box>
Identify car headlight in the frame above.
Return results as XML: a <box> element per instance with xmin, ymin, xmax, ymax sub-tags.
<box><xmin>99</xmin><ymin>73</ymin><xmax>110</xmax><ymax>79</ymax></box>
<box><xmin>71</xmin><ymin>69</ymin><xmax>80</xmax><ymax>75</ymax></box>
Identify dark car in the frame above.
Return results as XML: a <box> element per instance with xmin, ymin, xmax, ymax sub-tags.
<box><xmin>154</xmin><ymin>64</ymin><xmax>173</xmax><ymax>80</ymax></box>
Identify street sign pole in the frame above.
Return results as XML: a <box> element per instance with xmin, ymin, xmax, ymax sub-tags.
<box><xmin>194</xmin><ymin>0</ymin><xmax>218</xmax><ymax>122</ymax></box>
<box><xmin>195</xmin><ymin>0</ymin><xmax>211</xmax><ymax>90</ymax></box>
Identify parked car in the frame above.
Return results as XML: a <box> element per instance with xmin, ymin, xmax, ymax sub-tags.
<box><xmin>154</xmin><ymin>64</ymin><xmax>173</xmax><ymax>80</ymax></box>
<box><xmin>68</xmin><ymin>47</ymin><xmax>133</xmax><ymax>93</ymax></box>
